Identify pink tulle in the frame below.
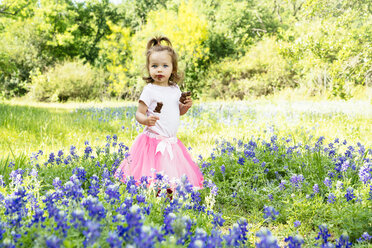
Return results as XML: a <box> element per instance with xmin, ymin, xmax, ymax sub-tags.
<box><xmin>114</xmin><ymin>133</ymin><xmax>204</xmax><ymax>188</ymax></box>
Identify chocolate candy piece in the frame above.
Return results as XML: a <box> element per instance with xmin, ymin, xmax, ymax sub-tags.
<box><xmin>179</xmin><ymin>91</ymin><xmax>191</xmax><ymax>104</ymax></box>
<box><xmin>154</xmin><ymin>102</ymin><xmax>163</xmax><ymax>113</ymax></box>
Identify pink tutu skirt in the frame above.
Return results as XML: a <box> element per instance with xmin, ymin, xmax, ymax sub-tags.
<box><xmin>114</xmin><ymin>131</ymin><xmax>204</xmax><ymax>188</ymax></box>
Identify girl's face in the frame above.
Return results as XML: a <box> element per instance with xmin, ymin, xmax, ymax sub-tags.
<box><xmin>148</xmin><ymin>51</ymin><xmax>173</xmax><ymax>86</ymax></box>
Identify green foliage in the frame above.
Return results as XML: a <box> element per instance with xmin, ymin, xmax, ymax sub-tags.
<box><xmin>204</xmin><ymin>37</ymin><xmax>295</xmax><ymax>99</ymax></box>
<box><xmin>30</xmin><ymin>60</ymin><xmax>106</xmax><ymax>102</ymax></box>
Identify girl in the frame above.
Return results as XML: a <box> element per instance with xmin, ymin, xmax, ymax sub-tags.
<box><xmin>114</xmin><ymin>36</ymin><xmax>204</xmax><ymax>189</ymax></box>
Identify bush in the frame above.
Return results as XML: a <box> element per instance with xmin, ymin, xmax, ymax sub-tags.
<box><xmin>204</xmin><ymin>37</ymin><xmax>295</xmax><ymax>99</ymax></box>
<box><xmin>30</xmin><ymin>60</ymin><xmax>106</xmax><ymax>102</ymax></box>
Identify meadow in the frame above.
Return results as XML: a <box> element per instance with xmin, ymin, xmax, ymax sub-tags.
<box><xmin>0</xmin><ymin>99</ymin><xmax>371</xmax><ymax>247</ymax></box>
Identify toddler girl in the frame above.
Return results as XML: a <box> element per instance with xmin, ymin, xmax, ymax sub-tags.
<box><xmin>114</xmin><ymin>36</ymin><xmax>204</xmax><ymax>189</ymax></box>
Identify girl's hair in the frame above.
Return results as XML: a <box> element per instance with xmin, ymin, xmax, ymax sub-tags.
<box><xmin>143</xmin><ymin>36</ymin><xmax>182</xmax><ymax>85</ymax></box>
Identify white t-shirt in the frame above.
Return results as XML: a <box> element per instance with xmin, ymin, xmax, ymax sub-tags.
<box><xmin>139</xmin><ymin>83</ymin><xmax>182</xmax><ymax>138</ymax></box>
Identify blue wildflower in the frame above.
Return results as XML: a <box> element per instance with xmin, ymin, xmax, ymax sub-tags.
<box><xmin>345</xmin><ymin>187</ymin><xmax>355</xmax><ymax>202</ymax></box>
<box><xmin>107</xmin><ymin>231</ymin><xmax>122</xmax><ymax>248</ymax></box>
<box><xmin>315</xmin><ymin>224</ymin><xmax>331</xmax><ymax>245</ymax></box>
<box><xmin>83</xmin><ymin>220</ymin><xmax>101</xmax><ymax>247</ymax></box>
<box><xmin>294</xmin><ymin>220</ymin><xmax>301</xmax><ymax>228</ymax></box>
<box><xmin>263</xmin><ymin>206</ymin><xmax>279</xmax><ymax>221</ymax></box>
<box><xmin>327</xmin><ymin>193</ymin><xmax>336</xmax><ymax>204</ymax></box>
<box><xmin>359</xmin><ymin>163</ymin><xmax>371</xmax><ymax>184</ymax></box>
<box><xmin>285</xmin><ymin>235</ymin><xmax>304</xmax><ymax>248</ymax></box>
<box><xmin>237</xmin><ymin>157</ymin><xmax>245</xmax><ymax>165</ymax></box>
<box><xmin>256</xmin><ymin>228</ymin><xmax>280</xmax><ymax>248</ymax></box>
<box><xmin>313</xmin><ymin>184</ymin><xmax>319</xmax><ymax>194</ymax></box>
<box><xmin>323</xmin><ymin>177</ymin><xmax>332</xmax><ymax>188</ymax></box>
<box><xmin>45</xmin><ymin>235</ymin><xmax>63</xmax><ymax>248</ymax></box>
<box><xmin>335</xmin><ymin>234</ymin><xmax>352</xmax><ymax>248</ymax></box>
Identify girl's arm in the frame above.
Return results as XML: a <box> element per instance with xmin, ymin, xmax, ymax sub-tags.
<box><xmin>180</xmin><ymin>97</ymin><xmax>192</xmax><ymax>116</ymax></box>
<box><xmin>136</xmin><ymin>101</ymin><xmax>159</xmax><ymax>126</ymax></box>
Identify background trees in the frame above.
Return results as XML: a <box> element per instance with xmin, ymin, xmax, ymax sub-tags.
<box><xmin>0</xmin><ymin>0</ymin><xmax>370</xmax><ymax>101</ymax></box>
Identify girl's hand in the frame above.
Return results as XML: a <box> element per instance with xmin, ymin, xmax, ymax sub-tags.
<box><xmin>183</xmin><ymin>96</ymin><xmax>192</xmax><ymax>108</ymax></box>
<box><xmin>145</xmin><ymin>115</ymin><xmax>159</xmax><ymax>126</ymax></box>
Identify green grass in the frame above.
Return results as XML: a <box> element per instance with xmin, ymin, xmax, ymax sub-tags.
<box><xmin>1</xmin><ymin>99</ymin><xmax>371</xmax><ymax>160</ymax></box>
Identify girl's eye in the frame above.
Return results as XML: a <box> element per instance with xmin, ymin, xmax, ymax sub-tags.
<box><xmin>151</xmin><ymin>65</ymin><xmax>157</xmax><ymax>68</ymax></box>
<box><xmin>164</xmin><ymin>65</ymin><xmax>168</xmax><ymax>68</ymax></box>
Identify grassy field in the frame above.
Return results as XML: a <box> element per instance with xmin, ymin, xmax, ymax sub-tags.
<box><xmin>0</xmin><ymin>99</ymin><xmax>371</xmax><ymax>247</ymax></box>
<box><xmin>1</xmin><ymin>99</ymin><xmax>371</xmax><ymax>160</ymax></box>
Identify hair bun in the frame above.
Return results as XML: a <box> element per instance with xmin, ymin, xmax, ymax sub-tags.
<box><xmin>146</xmin><ymin>36</ymin><xmax>172</xmax><ymax>50</ymax></box>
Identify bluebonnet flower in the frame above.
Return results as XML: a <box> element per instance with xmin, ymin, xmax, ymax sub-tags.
<box><xmin>237</xmin><ymin>157</ymin><xmax>245</xmax><ymax>165</ymax></box>
<box><xmin>84</xmin><ymin>145</ymin><xmax>93</xmax><ymax>158</ymax></box>
<box><xmin>263</xmin><ymin>206</ymin><xmax>279</xmax><ymax>221</ymax></box>
<box><xmin>9</xmin><ymin>169</ymin><xmax>25</xmax><ymax>186</ymax></box>
<box><xmin>71</xmin><ymin>209</ymin><xmax>86</xmax><ymax>229</ymax></box>
<box><xmin>268</xmin><ymin>194</ymin><xmax>273</xmax><ymax>200</ymax></box>
<box><xmin>4</xmin><ymin>186</ymin><xmax>28</xmax><ymax>228</ymax></box>
<box><xmin>335</xmin><ymin>234</ymin><xmax>352</xmax><ymax>248</ymax></box>
<box><xmin>368</xmin><ymin>185</ymin><xmax>372</xmax><ymax>201</ymax></box>
<box><xmin>345</xmin><ymin>187</ymin><xmax>355</xmax><ymax>202</ymax></box>
<box><xmin>189</xmin><ymin>228</ymin><xmax>207</xmax><ymax>248</ymax></box>
<box><xmin>256</xmin><ymin>228</ymin><xmax>280</xmax><ymax>248</ymax></box>
<box><xmin>72</xmin><ymin>167</ymin><xmax>87</xmax><ymax>182</ymax></box>
<box><xmin>64</xmin><ymin>175</ymin><xmax>83</xmax><ymax>201</ymax></box>
<box><xmin>105</xmin><ymin>184</ymin><xmax>121</xmax><ymax>204</ymax></box>
<box><xmin>88</xmin><ymin>175</ymin><xmax>100</xmax><ymax>197</ymax></box>
<box><xmin>312</xmin><ymin>184</ymin><xmax>319</xmax><ymax>194</ymax></box>
<box><xmin>47</xmin><ymin>152</ymin><xmax>55</xmax><ymax>164</ymax></box>
<box><xmin>357</xmin><ymin>232</ymin><xmax>371</xmax><ymax>243</ymax></box>
<box><xmin>70</xmin><ymin>145</ymin><xmax>78</xmax><ymax>158</ymax></box>
<box><xmin>340</xmin><ymin>160</ymin><xmax>350</xmax><ymax>172</ymax></box>
<box><xmin>136</xmin><ymin>194</ymin><xmax>146</xmax><ymax>204</ymax></box>
<box><xmin>327</xmin><ymin>193</ymin><xmax>336</xmax><ymax>204</ymax></box>
<box><xmin>107</xmin><ymin>231</ymin><xmax>122</xmax><ymax>248</ymax></box>
<box><xmin>212</xmin><ymin>212</ymin><xmax>225</xmax><ymax>227</ymax></box>
<box><xmin>323</xmin><ymin>177</ymin><xmax>332</xmax><ymax>188</ymax></box>
<box><xmin>118</xmin><ymin>205</ymin><xmax>143</xmax><ymax>242</ymax></box>
<box><xmin>83</xmin><ymin>220</ymin><xmax>101</xmax><ymax>247</ymax></box>
<box><xmin>253</xmin><ymin>157</ymin><xmax>260</xmax><ymax>164</ymax></box>
<box><xmin>45</xmin><ymin>235</ymin><xmax>63</xmax><ymax>248</ymax></box>
<box><xmin>315</xmin><ymin>224</ymin><xmax>331</xmax><ymax>245</ymax></box>
<box><xmin>279</xmin><ymin>180</ymin><xmax>286</xmax><ymax>191</ymax></box>
<box><xmin>294</xmin><ymin>220</ymin><xmax>301</xmax><ymax>228</ymax></box>
<box><xmin>126</xmin><ymin>176</ymin><xmax>137</xmax><ymax>195</ymax></box>
<box><xmin>221</xmin><ymin>164</ymin><xmax>225</xmax><ymax>175</ymax></box>
<box><xmin>0</xmin><ymin>222</ymin><xmax>6</xmax><ymax>240</ymax></box>
<box><xmin>29</xmin><ymin>207</ymin><xmax>46</xmax><ymax>228</ymax></box>
<box><xmin>54</xmin><ymin>210</ymin><xmax>69</xmax><ymax>237</ymax></box>
<box><xmin>285</xmin><ymin>235</ymin><xmax>304</xmax><ymax>248</ymax></box>
<box><xmin>359</xmin><ymin>163</ymin><xmax>371</xmax><ymax>184</ymax></box>
<box><xmin>82</xmin><ymin>196</ymin><xmax>106</xmax><ymax>221</ymax></box>
<box><xmin>290</xmin><ymin>174</ymin><xmax>304</xmax><ymax>188</ymax></box>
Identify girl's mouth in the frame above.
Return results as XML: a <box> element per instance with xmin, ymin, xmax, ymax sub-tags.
<box><xmin>156</xmin><ymin>75</ymin><xmax>164</xmax><ymax>79</ymax></box>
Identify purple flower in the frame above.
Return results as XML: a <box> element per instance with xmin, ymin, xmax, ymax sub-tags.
<box><xmin>88</xmin><ymin>175</ymin><xmax>100</xmax><ymax>197</ymax></box>
<box><xmin>345</xmin><ymin>187</ymin><xmax>355</xmax><ymax>202</ymax></box>
<box><xmin>323</xmin><ymin>177</ymin><xmax>332</xmax><ymax>188</ymax></box>
<box><xmin>237</xmin><ymin>157</ymin><xmax>245</xmax><ymax>165</ymax></box>
<box><xmin>107</xmin><ymin>231</ymin><xmax>122</xmax><ymax>248</ymax></box>
<box><xmin>313</xmin><ymin>184</ymin><xmax>319</xmax><ymax>194</ymax></box>
<box><xmin>256</xmin><ymin>228</ymin><xmax>280</xmax><ymax>248</ymax></box>
<box><xmin>285</xmin><ymin>235</ymin><xmax>304</xmax><ymax>248</ymax></box>
<box><xmin>315</xmin><ymin>224</ymin><xmax>331</xmax><ymax>244</ymax></box>
<box><xmin>221</xmin><ymin>165</ymin><xmax>225</xmax><ymax>175</ymax></box>
<box><xmin>105</xmin><ymin>184</ymin><xmax>121</xmax><ymax>204</ymax></box>
<box><xmin>72</xmin><ymin>167</ymin><xmax>87</xmax><ymax>182</ymax></box>
<box><xmin>212</xmin><ymin>212</ymin><xmax>225</xmax><ymax>227</ymax></box>
<box><xmin>294</xmin><ymin>220</ymin><xmax>301</xmax><ymax>228</ymax></box>
<box><xmin>357</xmin><ymin>232</ymin><xmax>371</xmax><ymax>243</ymax></box>
<box><xmin>327</xmin><ymin>193</ymin><xmax>336</xmax><ymax>204</ymax></box>
<box><xmin>359</xmin><ymin>163</ymin><xmax>371</xmax><ymax>184</ymax></box>
<box><xmin>335</xmin><ymin>234</ymin><xmax>352</xmax><ymax>248</ymax></box>
<box><xmin>290</xmin><ymin>174</ymin><xmax>304</xmax><ymax>188</ymax></box>
<box><xmin>45</xmin><ymin>235</ymin><xmax>63</xmax><ymax>248</ymax></box>
<box><xmin>83</xmin><ymin>220</ymin><xmax>101</xmax><ymax>247</ymax></box>
<box><xmin>279</xmin><ymin>180</ymin><xmax>286</xmax><ymax>191</ymax></box>
<box><xmin>263</xmin><ymin>206</ymin><xmax>279</xmax><ymax>221</ymax></box>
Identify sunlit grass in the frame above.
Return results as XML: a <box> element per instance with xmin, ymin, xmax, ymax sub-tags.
<box><xmin>1</xmin><ymin>99</ymin><xmax>371</xmax><ymax>162</ymax></box>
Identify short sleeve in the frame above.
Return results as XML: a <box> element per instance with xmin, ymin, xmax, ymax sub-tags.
<box><xmin>139</xmin><ymin>85</ymin><xmax>152</xmax><ymax>107</ymax></box>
